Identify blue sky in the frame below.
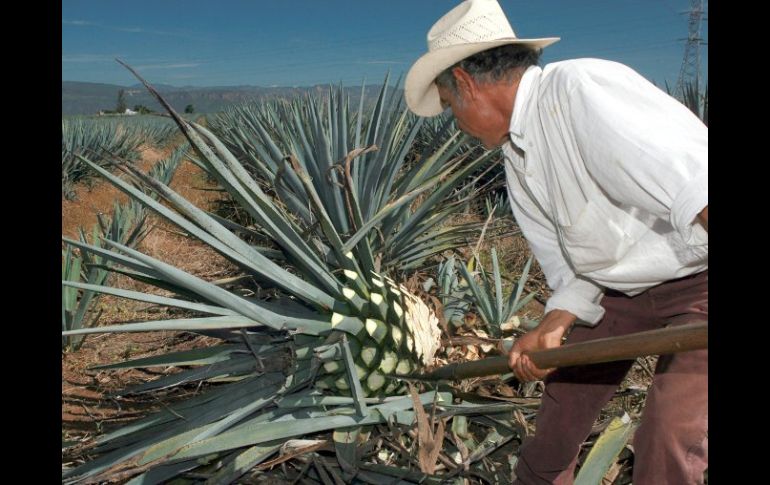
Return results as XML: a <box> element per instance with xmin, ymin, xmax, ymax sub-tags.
<box><xmin>62</xmin><ymin>0</ymin><xmax>708</xmax><ymax>88</ymax></box>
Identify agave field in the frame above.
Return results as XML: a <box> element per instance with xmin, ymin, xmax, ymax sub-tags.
<box><xmin>62</xmin><ymin>115</ymin><xmax>180</xmax><ymax>199</ymax></box>
<box><xmin>61</xmin><ymin>66</ymin><xmax>691</xmax><ymax>484</ymax></box>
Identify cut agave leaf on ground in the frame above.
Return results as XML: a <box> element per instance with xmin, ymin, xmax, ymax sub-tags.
<box><xmin>574</xmin><ymin>413</ymin><xmax>635</xmax><ymax>485</ymax></box>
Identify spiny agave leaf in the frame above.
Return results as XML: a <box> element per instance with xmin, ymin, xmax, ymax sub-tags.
<box><xmin>386</xmin><ymin>204</ymin><xmax>477</xmax><ymax>253</ymax></box>
<box><xmin>89</xmin><ymin>344</ymin><xmax>246</xmax><ymax>370</ymax></box>
<box><xmin>75</xmin><ymin>156</ymin><xmax>284</xmax><ymax>278</ymax></box>
<box><xmin>104</xmin><ymin>153</ymin><xmax>346</xmax><ymax>308</ymax></box>
<box><xmin>284</xmin><ymin>155</ymin><xmax>360</xmax><ymax>277</ymax></box>
<box><xmin>340</xmin><ymin>334</ymin><xmax>368</xmax><ymax>417</ymax></box>
<box><xmin>201</xmin><ymin>440</ymin><xmax>283</xmax><ymax>484</ymax></box>
<box><xmin>96</xmin><ymin>373</ymin><xmax>285</xmax><ymax>450</ymax></box>
<box><xmin>277</xmin><ymin>394</ymin><xmax>399</xmax><ymax>409</ymax></box>
<box><xmin>185</xmin><ymin>375</ymin><xmax>295</xmax><ymax>447</ymax></box>
<box><xmin>118</xmin><ymin>356</ymin><xmax>266</xmax><ymax>395</ymax></box>
<box><xmin>61</xmin><ymin>281</ymin><xmax>239</xmax><ymax>316</ymax></box>
<box><xmin>340</xmin><ymin>165</ymin><xmax>468</xmax><ymax>254</ymax></box>
<box><xmin>574</xmin><ymin>414</ymin><xmax>634</xmax><ymax>485</ymax></box>
<box><xmin>285</xmin><ymin>103</ymin><xmax>324</xmax><ymax>190</ymax></box>
<box><xmin>457</xmin><ymin>263</ymin><xmax>494</xmax><ymax>325</ymax></box>
<box><xmin>333</xmin><ymin>426</ymin><xmax>362</xmax><ymax>478</ymax></box>
<box><xmin>62</xmin><ymin>310</ymin><xmax>363</xmax><ymax>338</ymax></box>
<box><xmin>361</xmin><ymin>74</ymin><xmax>399</xmax><ymax>214</ymax></box>
<box><xmin>80</xmin><ymin>107</ymin><xmax>344</xmax><ymax>314</ymax></box>
<box><xmin>506</xmin><ymin>255</ymin><xmax>534</xmax><ymax>317</ymax></box>
<box><xmin>138</xmin><ymin>380</ymin><xmax>311</xmax><ymax>467</ymax></box>
<box><xmin>123</xmin><ymin>460</ymin><xmax>200</xmax><ymax>485</ymax></box>
<box><xmin>388</xmin><ymin>150</ymin><xmax>495</xmax><ymax>245</ymax></box>
<box><xmin>90</xmin><ymin>265</ymin><xmax>207</xmax><ymax>304</ymax></box>
<box><xmin>151</xmin><ymin>391</ymin><xmax>448</xmax><ymax>463</ymax></box>
<box><xmin>63</xmin><ymin>236</ymin><xmax>159</xmax><ymax>277</ymax></box>
<box><xmin>98</xmin><ymin>239</ymin><xmax>302</xmax><ymax>331</ymax></box>
<box><xmin>337</xmin><ymin>147</ymin><xmax>379</xmax><ymax>277</ymax></box>
<box><xmin>370</xmin><ymin>112</ymin><xmax>423</xmax><ymax>217</ymax></box>
<box><xmin>186</xmin><ymin>122</ymin><xmax>345</xmax><ymax>292</ymax></box>
<box><xmin>65</xmin><ymin>374</ymin><xmax>287</xmax><ymax>481</ymax></box>
<box><xmin>396</xmin><ymin>130</ymin><xmax>462</xmax><ymax>196</ymax></box>
<box><xmin>353</xmin><ymin>80</ymin><xmax>366</xmax><ymax>155</ymax></box>
<box><xmin>389</xmin><ymin>240</ymin><xmax>468</xmax><ymax>269</ymax></box>
<box><xmin>205</xmin><ymin>211</ymin><xmax>273</xmax><ymax>245</ymax></box>
<box><xmin>492</xmin><ymin>249</ymin><xmax>504</xmax><ymax>325</ymax></box>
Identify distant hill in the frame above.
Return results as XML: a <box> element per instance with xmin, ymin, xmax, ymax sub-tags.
<box><xmin>62</xmin><ymin>81</ymin><xmax>402</xmax><ymax>116</ymax></box>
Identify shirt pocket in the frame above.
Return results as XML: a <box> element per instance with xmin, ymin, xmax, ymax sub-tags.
<box><xmin>558</xmin><ymin>199</ymin><xmax>635</xmax><ymax>274</ymax></box>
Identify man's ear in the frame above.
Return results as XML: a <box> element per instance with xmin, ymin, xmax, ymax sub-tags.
<box><xmin>452</xmin><ymin>67</ymin><xmax>477</xmax><ymax>100</ymax></box>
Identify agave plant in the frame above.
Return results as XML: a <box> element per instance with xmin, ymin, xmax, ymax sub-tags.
<box><xmin>62</xmin><ymin>144</ymin><xmax>188</xmax><ymax>351</ymax></box>
<box><xmin>61</xmin><ymin>63</ymin><xmax>506</xmax><ymax>483</ymax></box>
<box><xmin>62</xmin><ymin>116</ymin><xmax>177</xmax><ymax>199</ymax></box>
<box><xmin>456</xmin><ymin>249</ymin><xmax>539</xmax><ymax>337</ymax></box>
<box><xmin>208</xmin><ymin>76</ymin><xmax>498</xmax><ymax>273</ymax></box>
<box><xmin>435</xmin><ymin>254</ymin><xmax>473</xmax><ymax>328</ymax></box>
<box><xmin>62</xmin><ymin>202</ymin><xmax>147</xmax><ymax>351</ymax></box>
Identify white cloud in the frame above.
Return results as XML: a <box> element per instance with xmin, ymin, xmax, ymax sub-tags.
<box><xmin>62</xmin><ymin>20</ymin><xmax>94</xmax><ymax>26</ymax></box>
<box><xmin>62</xmin><ymin>19</ymin><xmax>195</xmax><ymax>39</ymax></box>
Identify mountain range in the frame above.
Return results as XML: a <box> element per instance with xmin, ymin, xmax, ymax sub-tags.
<box><xmin>62</xmin><ymin>81</ymin><xmax>400</xmax><ymax>116</ymax></box>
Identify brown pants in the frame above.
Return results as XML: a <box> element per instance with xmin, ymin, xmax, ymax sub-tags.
<box><xmin>513</xmin><ymin>270</ymin><xmax>708</xmax><ymax>485</ymax></box>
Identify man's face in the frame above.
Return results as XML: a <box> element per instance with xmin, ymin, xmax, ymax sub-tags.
<box><xmin>437</xmin><ymin>80</ymin><xmax>509</xmax><ymax>149</ymax></box>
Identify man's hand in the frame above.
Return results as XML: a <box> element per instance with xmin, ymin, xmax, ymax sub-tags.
<box><xmin>508</xmin><ymin>309</ymin><xmax>577</xmax><ymax>381</ymax></box>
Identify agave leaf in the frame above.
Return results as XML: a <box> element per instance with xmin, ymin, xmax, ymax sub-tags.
<box><xmin>201</xmin><ymin>440</ymin><xmax>283</xmax><ymax>484</ymax></box>
<box><xmin>458</xmin><ymin>263</ymin><xmax>494</xmax><ymax>326</ymax></box>
<box><xmin>277</xmin><ymin>394</ymin><xmax>398</xmax><ymax>409</ymax></box>
<box><xmin>506</xmin><ymin>255</ymin><xmax>534</xmax><ymax>317</ymax></box>
<box><xmin>492</xmin><ymin>249</ymin><xmax>504</xmax><ymax>325</ymax></box>
<box><xmin>62</xmin><ymin>312</ymin><xmax>363</xmax><ymax>338</ymax></box>
<box><xmin>574</xmin><ymin>414</ymin><xmax>634</xmax><ymax>485</ymax></box>
<box><xmin>97</xmin><ymin>239</ymin><xmax>321</xmax><ymax>331</ymax></box>
<box><xmin>123</xmin><ymin>460</ymin><xmax>200</xmax><ymax>485</ymax></box>
<box><xmin>65</xmin><ymin>373</ymin><xmax>288</xmax><ymax>482</ymax></box>
<box><xmin>61</xmin><ymin>281</ymin><xmax>238</xmax><ymax>316</ymax></box>
<box><xmin>155</xmin><ymin>391</ymin><xmax>448</xmax><ymax>463</ymax></box>
<box><xmin>119</xmin><ymin>358</ymin><xmax>273</xmax><ymax>395</ymax></box>
<box><xmin>63</xmin><ymin>236</ymin><xmax>159</xmax><ymax>278</ymax></box>
<box><xmin>90</xmin><ymin>344</ymin><xmax>244</xmax><ymax>370</ymax></box>
<box><xmin>333</xmin><ymin>426</ymin><xmax>362</xmax><ymax>478</ymax></box>
<box><xmin>189</xmin><ymin>122</ymin><xmax>342</xmax><ymax>283</ymax></box>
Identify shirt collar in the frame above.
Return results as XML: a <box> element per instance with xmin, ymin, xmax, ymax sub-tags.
<box><xmin>508</xmin><ymin>65</ymin><xmax>542</xmax><ymax>141</ymax></box>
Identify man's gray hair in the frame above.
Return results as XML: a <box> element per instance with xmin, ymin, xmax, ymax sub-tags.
<box><xmin>435</xmin><ymin>44</ymin><xmax>541</xmax><ymax>94</ymax></box>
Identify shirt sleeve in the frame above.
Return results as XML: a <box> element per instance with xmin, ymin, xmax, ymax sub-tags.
<box><xmin>565</xmin><ymin>61</ymin><xmax>708</xmax><ymax>246</ymax></box>
<box><xmin>505</xmin><ymin>165</ymin><xmax>606</xmax><ymax>325</ymax></box>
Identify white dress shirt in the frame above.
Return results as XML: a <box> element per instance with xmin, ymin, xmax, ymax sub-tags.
<box><xmin>502</xmin><ymin>59</ymin><xmax>708</xmax><ymax>325</ymax></box>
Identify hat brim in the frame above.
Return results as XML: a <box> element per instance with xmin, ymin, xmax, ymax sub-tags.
<box><xmin>405</xmin><ymin>37</ymin><xmax>560</xmax><ymax>117</ymax></box>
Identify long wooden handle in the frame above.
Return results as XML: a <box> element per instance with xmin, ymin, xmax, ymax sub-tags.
<box><xmin>411</xmin><ymin>321</ymin><xmax>707</xmax><ymax>381</ymax></box>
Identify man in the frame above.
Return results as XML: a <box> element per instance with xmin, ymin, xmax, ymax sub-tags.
<box><xmin>405</xmin><ymin>1</ymin><xmax>707</xmax><ymax>484</ymax></box>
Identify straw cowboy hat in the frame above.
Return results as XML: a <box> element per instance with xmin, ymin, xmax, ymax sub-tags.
<box><xmin>405</xmin><ymin>0</ymin><xmax>560</xmax><ymax>117</ymax></box>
